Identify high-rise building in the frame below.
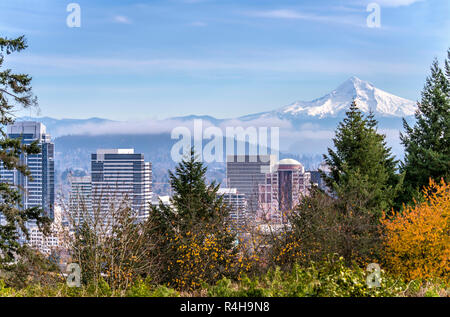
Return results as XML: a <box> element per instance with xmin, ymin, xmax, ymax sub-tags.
<box><xmin>69</xmin><ymin>175</ymin><xmax>92</xmax><ymax>224</ymax></box>
<box><xmin>226</xmin><ymin>155</ymin><xmax>276</xmax><ymax>213</ymax></box>
<box><xmin>217</xmin><ymin>188</ymin><xmax>247</xmax><ymax>229</ymax></box>
<box><xmin>309</xmin><ymin>171</ymin><xmax>326</xmax><ymax>191</ymax></box>
<box><xmin>310</xmin><ymin>162</ymin><xmax>331</xmax><ymax>192</ymax></box>
<box><xmin>91</xmin><ymin>149</ymin><xmax>152</xmax><ymax>220</ymax></box>
<box><xmin>258</xmin><ymin>158</ymin><xmax>311</xmax><ymax>223</ymax></box>
<box><xmin>0</xmin><ymin>121</ymin><xmax>55</xmax><ymax>220</ymax></box>
<box><xmin>27</xmin><ymin>204</ymin><xmax>64</xmax><ymax>255</ymax></box>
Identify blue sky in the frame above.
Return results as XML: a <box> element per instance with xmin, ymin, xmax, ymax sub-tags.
<box><xmin>1</xmin><ymin>0</ymin><xmax>449</xmax><ymax>120</ymax></box>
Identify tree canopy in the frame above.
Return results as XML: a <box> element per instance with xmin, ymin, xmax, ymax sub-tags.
<box><xmin>0</xmin><ymin>35</ymin><xmax>50</xmax><ymax>283</ymax></box>
<box><xmin>400</xmin><ymin>51</ymin><xmax>450</xmax><ymax>204</ymax></box>
<box><xmin>322</xmin><ymin>101</ymin><xmax>401</xmax><ymax>216</ymax></box>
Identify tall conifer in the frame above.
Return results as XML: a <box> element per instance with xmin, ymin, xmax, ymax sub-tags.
<box><xmin>0</xmin><ymin>36</ymin><xmax>51</xmax><ymax>282</ymax></box>
<box><xmin>322</xmin><ymin>101</ymin><xmax>401</xmax><ymax>215</ymax></box>
<box><xmin>400</xmin><ymin>52</ymin><xmax>450</xmax><ymax>204</ymax></box>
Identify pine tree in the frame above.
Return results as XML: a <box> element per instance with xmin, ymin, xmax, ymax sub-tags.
<box><xmin>322</xmin><ymin>101</ymin><xmax>401</xmax><ymax>215</ymax></box>
<box><xmin>0</xmin><ymin>35</ymin><xmax>51</xmax><ymax>281</ymax></box>
<box><xmin>400</xmin><ymin>52</ymin><xmax>450</xmax><ymax>204</ymax></box>
<box><xmin>153</xmin><ymin>148</ymin><xmax>232</xmax><ymax>230</ymax></box>
<box><xmin>149</xmin><ymin>148</ymin><xmax>236</xmax><ymax>286</ymax></box>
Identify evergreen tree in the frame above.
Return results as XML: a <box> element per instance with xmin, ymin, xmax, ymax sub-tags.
<box><xmin>322</xmin><ymin>101</ymin><xmax>401</xmax><ymax>215</ymax></box>
<box><xmin>400</xmin><ymin>52</ymin><xmax>450</xmax><ymax>204</ymax></box>
<box><xmin>153</xmin><ymin>148</ymin><xmax>232</xmax><ymax>231</ymax></box>
<box><xmin>0</xmin><ymin>36</ymin><xmax>51</xmax><ymax>282</ymax></box>
<box><xmin>149</xmin><ymin>148</ymin><xmax>236</xmax><ymax>286</ymax></box>
<box><xmin>446</xmin><ymin>49</ymin><xmax>450</xmax><ymax>79</ymax></box>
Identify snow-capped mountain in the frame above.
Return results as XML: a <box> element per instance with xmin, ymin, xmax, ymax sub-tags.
<box><xmin>17</xmin><ymin>76</ymin><xmax>416</xmax><ymax>178</ymax></box>
<box><xmin>22</xmin><ymin>76</ymin><xmax>416</xmax><ymax>135</ymax></box>
<box><xmin>280</xmin><ymin>76</ymin><xmax>416</xmax><ymax>118</ymax></box>
<box><xmin>241</xmin><ymin>76</ymin><xmax>416</xmax><ymax>121</ymax></box>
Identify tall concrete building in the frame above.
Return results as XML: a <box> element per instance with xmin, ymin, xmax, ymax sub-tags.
<box><xmin>310</xmin><ymin>162</ymin><xmax>331</xmax><ymax>193</ymax></box>
<box><xmin>226</xmin><ymin>155</ymin><xmax>276</xmax><ymax>213</ymax></box>
<box><xmin>91</xmin><ymin>149</ymin><xmax>152</xmax><ymax>220</ymax></box>
<box><xmin>27</xmin><ymin>204</ymin><xmax>63</xmax><ymax>255</ymax></box>
<box><xmin>0</xmin><ymin>121</ymin><xmax>55</xmax><ymax>220</ymax></box>
<box><xmin>258</xmin><ymin>159</ymin><xmax>311</xmax><ymax>223</ymax></box>
<box><xmin>69</xmin><ymin>175</ymin><xmax>92</xmax><ymax>224</ymax></box>
<box><xmin>217</xmin><ymin>188</ymin><xmax>247</xmax><ymax>229</ymax></box>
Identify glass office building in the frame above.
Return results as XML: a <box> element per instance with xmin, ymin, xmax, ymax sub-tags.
<box><xmin>0</xmin><ymin>121</ymin><xmax>55</xmax><ymax>221</ymax></box>
<box><xmin>69</xmin><ymin>175</ymin><xmax>93</xmax><ymax>224</ymax></box>
<box><xmin>258</xmin><ymin>159</ymin><xmax>311</xmax><ymax>223</ymax></box>
<box><xmin>217</xmin><ymin>188</ymin><xmax>247</xmax><ymax>229</ymax></box>
<box><xmin>226</xmin><ymin>155</ymin><xmax>276</xmax><ymax>213</ymax></box>
<box><xmin>91</xmin><ymin>149</ymin><xmax>152</xmax><ymax>220</ymax></box>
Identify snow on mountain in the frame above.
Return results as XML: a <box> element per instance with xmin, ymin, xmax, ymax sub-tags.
<box><xmin>278</xmin><ymin>76</ymin><xmax>416</xmax><ymax>119</ymax></box>
<box><xmin>19</xmin><ymin>77</ymin><xmax>416</xmax><ymax>137</ymax></box>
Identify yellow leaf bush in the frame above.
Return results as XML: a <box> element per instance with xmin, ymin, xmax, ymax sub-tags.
<box><xmin>166</xmin><ymin>226</ymin><xmax>259</xmax><ymax>291</ymax></box>
<box><xmin>381</xmin><ymin>179</ymin><xmax>449</xmax><ymax>281</ymax></box>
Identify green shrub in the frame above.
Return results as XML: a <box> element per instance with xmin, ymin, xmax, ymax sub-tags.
<box><xmin>2</xmin><ymin>258</ymin><xmax>448</xmax><ymax>297</ymax></box>
<box><xmin>150</xmin><ymin>285</ymin><xmax>179</xmax><ymax>297</ymax></box>
<box><xmin>209</xmin><ymin>256</ymin><xmax>409</xmax><ymax>297</ymax></box>
<box><xmin>0</xmin><ymin>280</ymin><xmax>15</xmax><ymax>297</ymax></box>
<box><xmin>126</xmin><ymin>278</ymin><xmax>179</xmax><ymax>297</ymax></box>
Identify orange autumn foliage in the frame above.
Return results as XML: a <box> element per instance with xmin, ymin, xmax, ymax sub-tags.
<box><xmin>381</xmin><ymin>179</ymin><xmax>449</xmax><ymax>281</ymax></box>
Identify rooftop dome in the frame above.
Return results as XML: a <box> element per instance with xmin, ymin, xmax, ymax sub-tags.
<box><xmin>276</xmin><ymin>158</ymin><xmax>304</xmax><ymax>172</ymax></box>
<box><xmin>278</xmin><ymin>158</ymin><xmax>302</xmax><ymax>166</ymax></box>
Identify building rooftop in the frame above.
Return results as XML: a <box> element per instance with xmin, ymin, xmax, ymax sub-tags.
<box><xmin>96</xmin><ymin>149</ymin><xmax>134</xmax><ymax>155</ymax></box>
<box><xmin>278</xmin><ymin>158</ymin><xmax>302</xmax><ymax>166</ymax></box>
<box><xmin>7</xmin><ymin>121</ymin><xmax>49</xmax><ymax>141</ymax></box>
<box><xmin>69</xmin><ymin>176</ymin><xmax>91</xmax><ymax>183</ymax></box>
<box><xmin>217</xmin><ymin>188</ymin><xmax>238</xmax><ymax>195</ymax></box>
<box><xmin>226</xmin><ymin>154</ymin><xmax>276</xmax><ymax>163</ymax></box>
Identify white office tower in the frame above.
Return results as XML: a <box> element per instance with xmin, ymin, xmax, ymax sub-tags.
<box><xmin>217</xmin><ymin>188</ymin><xmax>247</xmax><ymax>230</ymax></box>
<box><xmin>0</xmin><ymin>121</ymin><xmax>55</xmax><ymax>222</ymax></box>
<box><xmin>144</xmin><ymin>161</ymin><xmax>152</xmax><ymax>212</ymax></box>
<box><xmin>69</xmin><ymin>175</ymin><xmax>92</xmax><ymax>224</ymax></box>
<box><xmin>91</xmin><ymin>149</ymin><xmax>152</xmax><ymax>221</ymax></box>
<box><xmin>258</xmin><ymin>159</ymin><xmax>311</xmax><ymax>223</ymax></box>
<box><xmin>226</xmin><ymin>155</ymin><xmax>276</xmax><ymax>214</ymax></box>
<box><xmin>27</xmin><ymin>204</ymin><xmax>64</xmax><ymax>255</ymax></box>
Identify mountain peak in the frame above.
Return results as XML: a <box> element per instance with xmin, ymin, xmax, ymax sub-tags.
<box><xmin>340</xmin><ymin>76</ymin><xmax>373</xmax><ymax>89</ymax></box>
<box><xmin>280</xmin><ymin>77</ymin><xmax>416</xmax><ymax>118</ymax></box>
<box><xmin>348</xmin><ymin>75</ymin><xmax>365</xmax><ymax>82</ymax></box>
<box><xmin>346</xmin><ymin>75</ymin><xmax>364</xmax><ymax>84</ymax></box>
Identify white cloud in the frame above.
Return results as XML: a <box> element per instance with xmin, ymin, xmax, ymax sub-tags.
<box><xmin>113</xmin><ymin>16</ymin><xmax>132</xmax><ymax>24</ymax></box>
<box><xmin>57</xmin><ymin>119</ymin><xmax>187</xmax><ymax>136</ymax></box>
<box><xmin>189</xmin><ymin>21</ymin><xmax>207</xmax><ymax>27</ymax></box>
<box><xmin>251</xmin><ymin>9</ymin><xmax>306</xmax><ymax>19</ymax></box>
<box><xmin>247</xmin><ymin>9</ymin><xmax>363</xmax><ymax>27</ymax></box>
<box><xmin>52</xmin><ymin>118</ymin><xmax>404</xmax><ymax>157</ymax></box>
<box><xmin>11</xmin><ymin>53</ymin><xmax>422</xmax><ymax>77</ymax></box>
<box><xmin>220</xmin><ymin>118</ymin><xmax>292</xmax><ymax>130</ymax></box>
<box><xmin>374</xmin><ymin>0</ymin><xmax>425</xmax><ymax>7</ymax></box>
<box><xmin>59</xmin><ymin>117</ymin><xmax>294</xmax><ymax>136</ymax></box>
